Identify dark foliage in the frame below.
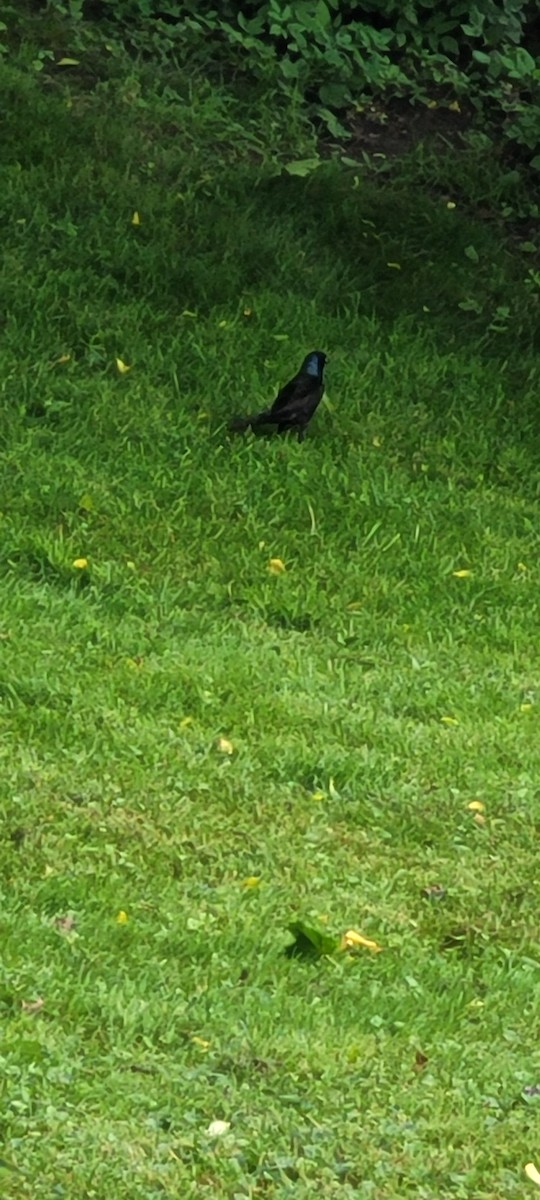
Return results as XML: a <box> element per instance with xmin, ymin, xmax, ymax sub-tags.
<box><xmin>39</xmin><ymin>2</ymin><xmax>540</xmax><ymax>161</ymax></box>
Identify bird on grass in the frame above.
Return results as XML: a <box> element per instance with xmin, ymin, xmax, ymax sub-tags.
<box><xmin>229</xmin><ymin>350</ymin><xmax>327</xmax><ymax>443</ymax></box>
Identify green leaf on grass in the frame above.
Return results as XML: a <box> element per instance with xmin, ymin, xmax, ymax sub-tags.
<box><xmin>285</xmin><ymin>920</ymin><xmax>340</xmax><ymax>959</ymax></box>
<box><xmin>458</xmin><ymin>298</ymin><xmax>483</xmax><ymax>313</ymax></box>
<box><xmin>283</xmin><ymin>159</ymin><xmax>321</xmax><ymax>178</ymax></box>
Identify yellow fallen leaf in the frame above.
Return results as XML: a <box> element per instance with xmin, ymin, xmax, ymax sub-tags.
<box><xmin>441</xmin><ymin>716</ymin><xmax>459</xmax><ymax>726</ymax></box>
<box><xmin>116</xmin><ymin>910</ymin><xmax>128</xmax><ymax>924</ymax></box>
<box><xmin>126</xmin><ymin>560</ymin><xmax>136</xmax><ymax>570</ymax></box>
<box><xmin>116</xmin><ymin>357</ymin><xmax>132</xmax><ymax>374</ymax></box>
<box><xmin>340</xmin><ymin>930</ymin><xmax>382</xmax><ymax>953</ymax></box>
<box><xmin>422</xmin><ymin>305</ymin><xmax>430</xmax><ymax>312</ymax></box>
<box><xmin>180</xmin><ymin>716</ymin><xmax>193</xmax><ymax>728</ymax></box>
<box><xmin>243</xmin><ymin>307</ymin><xmax>252</xmax><ymax>317</ymax></box>
<box><xmin>57</xmin><ymin>57</ymin><xmax>80</xmax><ymax>66</ymax></box>
<box><xmin>525</xmin><ymin>1163</ymin><xmax>540</xmax><ymax>1187</ymax></box>
<box><xmin>449</xmin><ymin>100</ymin><xmax>461</xmax><ymax>112</ymax></box>
<box><xmin>242</xmin><ymin>876</ymin><xmax>261</xmax><ymax>888</ymax></box>
<box><xmin>447</xmin><ymin>201</ymin><xmax>457</xmax><ymax>210</ymax></box>
<box><xmin>55</xmin><ymin>353</ymin><xmax>71</xmax><ymax>364</ymax></box>
<box><xmin>427</xmin><ymin>99</ymin><xmax>438</xmax><ymax>109</ymax></box>
<box><xmin>386</xmin><ymin>262</ymin><xmax>401</xmax><ymax>270</ymax></box>
<box><xmin>72</xmin><ymin>557</ymin><xmax>88</xmax><ymax>569</ymax></box>
<box><xmin>191</xmin><ymin>1036</ymin><xmax>211</xmax><ymax>1050</ymax></box>
<box><xmin>521</xmin><ymin>703</ymin><xmax>533</xmax><ymax>712</ymax></box>
<box><xmin>131</xmin><ymin>211</ymin><xmax>141</xmax><ymax>226</ymax></box>
<box><xmin>218</xmin><ymin>320</ymin><xmax>228</xmax><ymax>329</ymax></box>
<box><xmin>268</xmin><ymin>557</ymin><xmax>286</xmax><ymax>574</ymax></box>
<box><xmin>453</xmin><ymin>569</ymin><xmax>472</xmax><ymax>578</ymax></box>
<box><xmin>55</xmin><ymin>914</ymin><xmax>76</xmax><ymax>934</ymax></box>
<box><xmin>311</xmin><ymin>790</ymin><xmax>325</xmax><ymax>801</ymax></box>
<box><xmin>372</xmin><ymin>436</ymin><xmax>382</xmax><ymax>447</ymax></box>
<box><xmin>21</xmin><ymin>997</ymin><xmax>45</xmax><ymax>1014</ymax></box>
<box><xmin>217</xmin><ymin>737</ymin><xmax>234</xmax><ymax>755</ymax></box>
<box><xmin>467</xmin><ymin>800</ymin><xmax>485</xmax><ymax>813</ymax></box>
<box><xmin>518</xmin><ymin>562</ymin><xmax>528</xmax><ymax>571</ymax></box>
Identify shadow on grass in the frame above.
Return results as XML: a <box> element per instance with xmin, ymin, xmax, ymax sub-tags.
<box><xmin>2</xmin><ymin>59</ymin><xmax>537</xmax><ymax>373</ymax></box>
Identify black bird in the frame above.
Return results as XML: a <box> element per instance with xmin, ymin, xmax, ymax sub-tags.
<box><xmin>229</xmin><ymin>350</ymin><xmax>327</xmax><ymax>443</ymax></box>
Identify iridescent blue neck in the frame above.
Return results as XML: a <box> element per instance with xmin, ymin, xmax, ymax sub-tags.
<box><xmin>305</xmin><ymin>354</ymin><xmax>321</xmax><ymax>377</ymax></box>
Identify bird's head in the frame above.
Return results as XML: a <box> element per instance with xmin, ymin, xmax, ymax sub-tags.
<box><xmin>303</xmin><ymin>350</ymin><xmax>327</xmax><ymax>379</ymax></box>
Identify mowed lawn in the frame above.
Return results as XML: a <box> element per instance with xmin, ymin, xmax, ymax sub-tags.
<box><xmin>1</xmin><ymin>36</ymin><xmax>540</xmax><ymax>1199</ymax></box>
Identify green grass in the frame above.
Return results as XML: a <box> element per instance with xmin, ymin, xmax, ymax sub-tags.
<box><xmin>1</xmin><ymin>26</ymin><xmax>540</xmax><ymax>1199</ymax></box>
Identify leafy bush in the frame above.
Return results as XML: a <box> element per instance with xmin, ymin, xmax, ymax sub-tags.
<box><xmin>44</xmin><ymin>0</ymin><xmax>540</xmax><ymax>159</ymax></box>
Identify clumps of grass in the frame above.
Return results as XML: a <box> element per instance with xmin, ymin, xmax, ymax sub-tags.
<box><xmin>0</xmin><ymin>27</ymin><xmax>539</xmax><ymax>1200</ymax></box>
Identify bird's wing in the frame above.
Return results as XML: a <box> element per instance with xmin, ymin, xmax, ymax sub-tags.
<box><xmin>274</xmin><ymin>382</ymin><xmax>324</xmax><ymax>427</ymax></box>
<box><xmin>230</xmin><ymin>378</ymin><xmax>306</xmax><ymax>431</ymax></box>
<box><xmin>269</xmin><ymin>372</ymin><xmax>314</xmax><ymax>415</ymax></box>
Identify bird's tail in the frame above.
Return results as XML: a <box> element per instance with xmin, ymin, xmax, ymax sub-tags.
<box><xmin>228</xmin><ymin>415</ymin><xmax>253</xmax><ymax>433</ymax></box>
<box><xmin>229</xmin><ymin>411</ymin><xmax>274</xmax><ymax>433</ymax></box>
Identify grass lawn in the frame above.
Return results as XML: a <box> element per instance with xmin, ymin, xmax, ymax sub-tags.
<box><xmin>1</xmin><ymin>18</ymin><xmax>540</xmax><ymax>1198</ymax></box>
